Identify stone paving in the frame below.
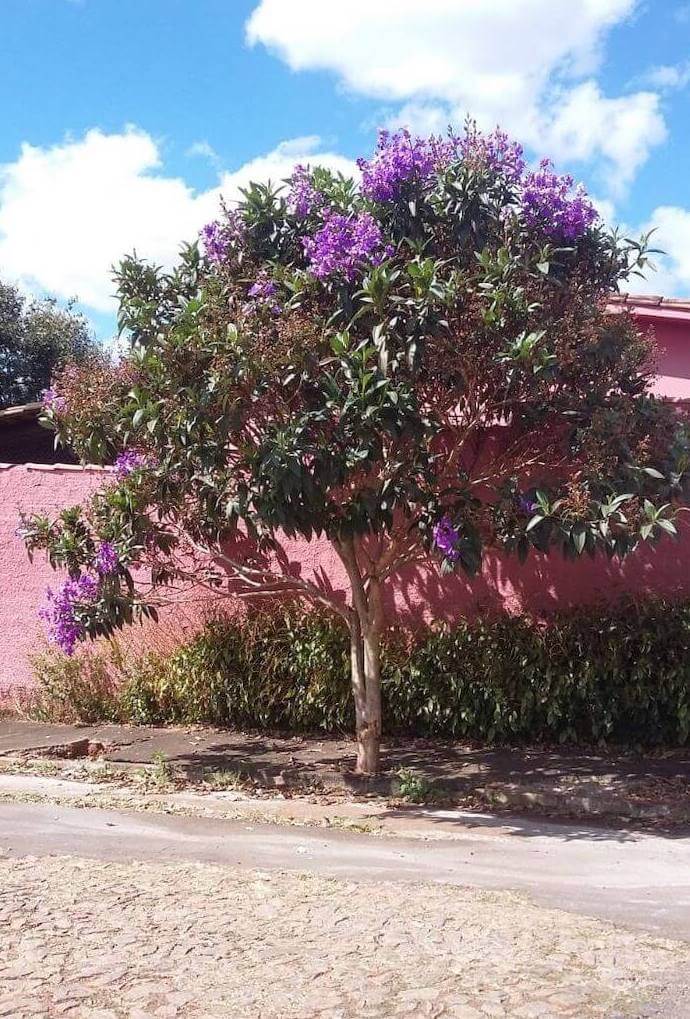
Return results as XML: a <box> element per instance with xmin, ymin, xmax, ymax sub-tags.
<box><xmin>1</xmin><ymin>854</ymin><xmax>688</xmax><ymax>1018</ymax></box>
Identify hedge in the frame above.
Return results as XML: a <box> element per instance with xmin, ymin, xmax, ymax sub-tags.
<box><xmin>28</xmin><ymin>597</ymin><xmax>690</xmax><ymax>746</ymax></box>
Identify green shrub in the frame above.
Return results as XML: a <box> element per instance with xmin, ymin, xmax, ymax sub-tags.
<box><xmin>26</xmin><ymin>643</ymin><xmax>123</xmax><ymax>723</ymax></box>
<box><xmin>27</xmin><ymin>599</ymin><xmax>690</xmax><ymax>746</ymax></box>
<box><xmin>385</xmin><ymin>602</ymin><xmax>690</xmax><ymax>745</ymax></box>
<box><xmin>120</xmin><ymin>610</ymin><xmax>353</xmax><ymax>729</ymax></box>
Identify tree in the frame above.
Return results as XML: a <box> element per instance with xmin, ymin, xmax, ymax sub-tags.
<box><xmin>0</xmin><ymin>279</ymin><xmax>99</xmax><ymax>409</ymax></box>
<box><xmin>22</xmin><ymin>125</ymin><xmax>690</xmax><ymax>774</ymax></box>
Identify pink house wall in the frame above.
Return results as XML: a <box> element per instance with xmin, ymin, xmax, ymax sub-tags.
<box><xmin>0</xmin><ymin>465</ymin><xmax>104</xmax><ymax>696</ymax></box>
<box><xmin>634</xmin><ymin>305</ymin><xmax>690</xmax><ymax>404</ymax></box>
<box><xmin>1</xmin><ymin>303</ymin><xmax>689</xmax><ymax>696</ymax></box>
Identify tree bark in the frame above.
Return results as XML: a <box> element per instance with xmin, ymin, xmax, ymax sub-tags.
<box><xmin>348</xmin><ymin>614</ymin><xmax>369</xmax><ymax>771</ymax></box>
<box><xmin>348</xmin><ymin>616</ymin><xmax>382</xmax><ymax>774</ymax></box>
<box><xmin>359</xmin><ymin>621</ymin><xmax>382</xmax><ymax>774</ymax></box>
<box><xmin>338</xmin><ymin>539</ymin><xmax>384</xmax><ymax>775</ymax></box>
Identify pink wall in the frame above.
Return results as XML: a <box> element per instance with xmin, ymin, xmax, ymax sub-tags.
<box><xmin>636</xmin><ymin>307</ymin><xmax>690</xmax><ymax>404</ymax></box>
<box><xmin>277</xmin><ymin>524</ymin><xmax>690</xmax><ymax>624</ymax></box>
<box><xmin>0</xmin><ymin>464</ymin><xmax>213</xmax><ymax>697</ymax></box>
<box><xmin>0</xmin><ymin>465</ymin><xmax>104</xmax><ymax>696</ymax></box>
<box><xmin>1</xmin><ymin>305</ymin><xmax>689</xmax><ymax>697</ymax></box>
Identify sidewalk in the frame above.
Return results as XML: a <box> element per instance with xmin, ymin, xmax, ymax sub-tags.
<box><xmin>0</xmin><ymin>718</ymin><xmax>688</xmax><ymax>822</ymax></box>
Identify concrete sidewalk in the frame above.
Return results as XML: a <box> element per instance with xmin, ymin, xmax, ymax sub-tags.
<box><xmin>1</xmin><ymin>717</ymin><xmax>688</xmax><ymax>822</ymax></box>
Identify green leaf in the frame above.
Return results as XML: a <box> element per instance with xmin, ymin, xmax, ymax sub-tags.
<box><xmin>656</xmin><ymin>518</ymin><xmax>677</xmax><ymax>536</ymax></box>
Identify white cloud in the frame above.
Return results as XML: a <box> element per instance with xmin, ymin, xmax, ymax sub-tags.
<box><xmin>390</xmin><ymin>83</ymin><xmax>665</xmax><ymax>196</ymax></box>
<box><xmin>186</xmin><ymin>140</ymin><xmax>222</xmax><ymax>167</ymax></box>
<box><xmin>589</xmin><ymin>194</ymin><xmax>617</xmax><ymax>228</ymax></box>
<box><xmin>0</xmin><ymin>128</ymin><xmax>356</xmax><ymax>314</ymax></box>
<box><xmin>216</xmin><ymin>136</ymin><xmax>356</xmax><ymax>194</ymax></box>
<box><xmin>541</xmin><ymin>82</ymin><xmax>666</xmax><ymax>193</ymax></box>
<box><xmin>0</xmin><ymin>128</ymin><xmax>212</xmax><ymax>312</ymax></box>
<box><xmin>247</xmin><ymin>0</ymin><xmax>634</xmax><ymax>105</ymax></box>
<box><xmin>638</xmin><ymin>62</ymin><xmax>690</xmax><ymax>91</ymax></box>
<box><xmin>632</xmin><ymin>206</ymin><xmax>690</xmax><ymax>297</ymax></box>
<box><xmin>247</xmin><ymin>0</ymin><xmax>666</xmax><ymax>190</ymax></box>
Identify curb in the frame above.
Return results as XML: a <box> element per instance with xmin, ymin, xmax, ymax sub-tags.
<box><xmin>2</xmin><ymin>743</ymin><xmax>688</xmax><ymax>824</ymax></box>
<box><xmin>478</xmin><ymin>783</ymin><xmax>690</xmax><ymax>823</ymax></box>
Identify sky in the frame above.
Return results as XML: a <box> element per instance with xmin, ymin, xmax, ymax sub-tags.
<box><xmin>1</xmin><ymin>0</ymin><xmax>690</xmax><ymax>339</ymax></box>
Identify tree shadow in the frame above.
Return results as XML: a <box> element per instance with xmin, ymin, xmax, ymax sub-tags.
<box><xmin>374</xmin><ymin>804</ymin><xmax>652</xmax><ymax>843</ymax></box>
<box><xmin>100</xmin><ymin>725</ymin><xmax>690</xmax><ymax>843</ymax></box>
<box><xmin>385</xmin><ymin>522</ymin><xmax>690</xmax><ymax>626</ymax></box>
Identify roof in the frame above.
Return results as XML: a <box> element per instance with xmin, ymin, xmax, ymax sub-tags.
<box><xmin>0</xmin><ymin>402</ymin><xmax>42</xmax><ymax>424</ymax></box>
<box><xmin>609</xmin><ymin>294</ymin><xmax>690</xmax><ymax>324</ymax></box>
<box><xmin>0</xmin><ymin>401</ymin><xmax>78</xmax><ymax>465</ymax></box>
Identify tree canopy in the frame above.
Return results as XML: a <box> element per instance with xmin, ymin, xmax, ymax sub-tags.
<box><xmin>23</xmin><ymin>124</ymin><xmax>690</xmax><ymax>772</ymax></box>
<box><xmin>0</xmin><ymin>279</ymin><xmax>100</xmax><ymax>409</ymax></box>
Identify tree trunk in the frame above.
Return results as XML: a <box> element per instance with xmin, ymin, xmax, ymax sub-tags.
<box><xmin>360</xmin><ymin>621</ymin><xmax>382</xmax><ymax>774</ymax></box>
<box><xmin>349</xmin><ymin>619</ymin><xmax>382</xmax><ymax>775</ymax></box>
<box><xmin>338</xmin><ymin>539</ymin><xmax>385</xmax><ymax>775</ymax></box>
<box><xmin>348</xmin><ymin>617</ymin><xmax>370</xmax><ymax>773</ymax></box>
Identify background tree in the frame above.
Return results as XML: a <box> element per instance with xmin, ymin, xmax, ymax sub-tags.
<box><xmin>0</xmin><ymin>278</ymin><xmax>99</xmax><ymax>409</ymax></box>
<box><xmin>23</xmin><ymin>125</ymin><xmax>690</xmax><ymax>773</ymax></box>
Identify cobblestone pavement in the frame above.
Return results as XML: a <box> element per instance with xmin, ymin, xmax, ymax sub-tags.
<box><xmin>1</xmin><ymin>855</ymin><xmax>688</xmax><ymax>1019</ymax></box>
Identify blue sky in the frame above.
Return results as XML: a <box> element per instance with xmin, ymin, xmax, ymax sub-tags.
<box><xmin>1</xmin><ymin>0</ymin><xmax>689</xmax><ymax>338</ymax></box>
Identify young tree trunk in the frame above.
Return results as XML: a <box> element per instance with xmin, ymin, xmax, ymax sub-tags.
<box><xmin>338</xmin><ymin>539</ymin><xmax>385</xmax><ymax>775</ymax></box>
<box><xmin>348</xmin><ymin>617</ymin><xmax>382</xmax><ymax>774</ymax></box>
<box><xmin>359</xmin><ymin>621</ymin><xmax>382</xmax><ymax>774</ymax></box>
<box><xmin>348</xmin><ymin>615</ymin><xmax>371</xmax><ymax>773</ymax></box>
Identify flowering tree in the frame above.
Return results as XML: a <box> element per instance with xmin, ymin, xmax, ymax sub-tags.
<box><xmin>23</xmin><ymin>124</ymin><xmax>689</xmax><ymax>773</ymax></box>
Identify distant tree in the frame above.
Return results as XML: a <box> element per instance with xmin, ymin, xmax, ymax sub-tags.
<box><xmin>0</xmin><ymin>279</ymin><xmax>100</xmax><ymax>408</ymax></box>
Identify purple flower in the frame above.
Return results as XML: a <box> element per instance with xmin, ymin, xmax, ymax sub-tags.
<box><xmin>248</xmin><ymin>278</ymin><xmax>278</xmax><ymax>300</ymax></box>
<box><xmin>41</xmin><ymin>388</ymin><xmax>67</xmax><ymax>414</ymax></box>
<box><xmin>433</xmin><ymin>515</ymin><xmax>461</xmax><ymax>562</ymax></box>
<box><xmin>371</xmin><ymin>243</ymin><xmax>396</xmax><ymax>266</ymax></box>
<box><xmin>521</xmin><ymin>160</ymin><xmax>598</xmax><ymax>241</ymax></box>
<box><xmin>458</xmin><ymin>124</ymin><xmax>525</xmax><ymax>183</ymax></box>
<box><xmin>517</xmin><ymin>494</ymin><xmax>538</xmax><ymax>515</ymax></box>
<box><xmin>245</xmin><ymin>276</ymin><xmax>281</xmax><ymax>315</ymax></box>
<box><xmin>114</xmin><ymin>449</ymin><xmax>151</xmax><ymax>480</ymax></box>
<box><xmin>95</xmin><ymin>541</ymin><xmax>119</xmax><ymax>576</ymax></box>
<box><xmin>357</xmin><ymin>125</ymin><xmax>526</xmax><ymax>205</ymax></box>
<box><xmin>358</xmin><ymin>129</ymin><xmax>437</xmax><ymax>202</ymax></box>
<box><xmin>302</xmin><ymin>210</ymin><xmax>388</xmax><ymax>281</ymax></box>
<box><xmin>287</xmin><ymin>164</ymin><xmax>321</xmax><ymax>218</ymax></box>
<box><xmin>200</xmin><ymin>221</ymin><xmax>228</xmax><ymax>265</ymax></box>
<box><xmin>39</xmin><ymin>575</ymin><xmax>100</xmax><ymax>656</ymax></box>
<box><xmin>199</xmin><ymin>212</ymin><xmax>244</xmax><ymax>266</ymax></box>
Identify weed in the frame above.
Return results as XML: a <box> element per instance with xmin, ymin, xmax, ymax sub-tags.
<box><xmin>149</xmin><ymin>751</ymin><xmax>175</xmax><ymax>787</ymax></box>
<box><xmin>327</xmin><ymin>816</ymin><xmax>378</xmax><ymax>834</ymax></box>
<box><xmin>395</xmin><ymin>768</ymin><xmax>442</xmax><ymax>804</ymax></box>
<box><xmin>202</xmin><ymin>768</ymin><xmax>247</xmax><ymax>791</ymax></box>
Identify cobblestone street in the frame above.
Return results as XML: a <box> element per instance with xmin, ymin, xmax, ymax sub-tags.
<box><xmin>1</xmin><ymin>852</ymin><xmax>689</xmax><ymax>1018</ymax></box>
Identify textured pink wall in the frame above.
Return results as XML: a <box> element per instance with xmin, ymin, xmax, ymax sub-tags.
<box><xmin>0</xmin><ymin>465</ymin><xmax>105</xmax><ymax>696</ymax></box>
<box><xmin>2</xmin><ymin>309</ymin><xmax>689</xmax><ymax>696</ymax></box>
<box><xmin>0</xmin><ymin>464</ymin><xmax>211</xmax><ymax>697</ymax></box>
<box><xmin>650</xmin><ymin>318</ymin><xmax>690</xmax><ymax>403</ymax></box>
<box><xmin>276</xmin><ymin>522</ymin><xmax>690</xmax><ymax>624</ymax></box>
